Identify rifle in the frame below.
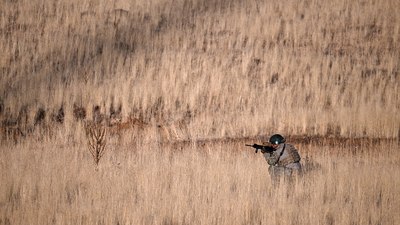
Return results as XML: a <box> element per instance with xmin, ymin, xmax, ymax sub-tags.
<box><xmin>245</xmin><ymin>144</ymin><xmax>275</xmax><ymax>154</ymax></box>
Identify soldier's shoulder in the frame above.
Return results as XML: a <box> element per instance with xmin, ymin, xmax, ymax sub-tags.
<box><xmin>285</xmin><ymin>143</ymin><xmax>298</xmax><ymax>150</ymax></box>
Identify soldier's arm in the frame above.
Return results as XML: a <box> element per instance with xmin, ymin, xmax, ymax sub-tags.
<box><xmin>265</xmin><ymin>149</ymin><xmax>282</xmax><ymax>165</ymax></box>
<box><xmin>263</xmin><ymin>151</ymin><xmax>279</xmax><ymax>165</ymax></box>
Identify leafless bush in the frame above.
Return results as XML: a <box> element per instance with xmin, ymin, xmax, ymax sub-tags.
<box><xmin>34</xmin><ymin>108</ymin><xmax>46</xmax><ymax>126</ymax></box>
<box><xmin>73</xmin><ymin>104</ymin><xmax>86</xmax><ymax>121</ymax></box>
<box><xmin>84</xmin><ymin>122</ymin><xmax>107</xmax><ymax>165</ymax></box>
<box><xmin>51</xmin><ymin>106</ymin><xmax>64</xmax><ymax>124</ymax></box>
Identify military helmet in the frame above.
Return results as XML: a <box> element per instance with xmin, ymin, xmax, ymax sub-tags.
<box><xmin>269</xmin><ymin>134</ymin><xmax>286</xmax><ymax>145</ymax></box>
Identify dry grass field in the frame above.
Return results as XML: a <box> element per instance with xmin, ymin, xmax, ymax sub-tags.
<box><xmin>1</xmin><ymin>138</ymin><xmax>399</xmax><ymax>225</ymax></box>
<box><xmin>0</xmin><ymin>0</ymin><xmax>399</xmax><ymax>140</ymax></box>
<box><xmin>1</xmin><ymin>0</ymin><xmax>400</xmax><ymax>224</ymax></box>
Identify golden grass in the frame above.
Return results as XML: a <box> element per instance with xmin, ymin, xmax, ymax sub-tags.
<box><xmin>0</xmin><ymin>0</ymin><xmax>399</xmax><ymax>142</ymax></box>
<box><xmin>1</xmin><ymin>1</ymin><xmax>400</xmax><ymax>224</ymax></box>
<box><xmin>1</xmin><ymin>139</ymin><xmax>399</xmax><ymax>225</ymax></box>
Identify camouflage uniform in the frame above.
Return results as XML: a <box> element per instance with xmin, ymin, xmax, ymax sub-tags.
<box><xmin>263</xmin><ymin>143</ymin><xmax>302</xmax><ymax>185</ymax></box>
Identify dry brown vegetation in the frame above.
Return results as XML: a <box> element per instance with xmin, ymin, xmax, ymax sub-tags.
<box><xmin>0</xmin><ymin>0</ymin><xmax>399</xmax><ymax>141</ymax></box>
<box><xmin>1</xmin><ymin>0</ymin><xmax>400</xmax><ymax>224</ymax></box>
<box><xmin>1</xmin><ymin>138</ymin><xmax>399</xmax><ymax>225</ymax></box>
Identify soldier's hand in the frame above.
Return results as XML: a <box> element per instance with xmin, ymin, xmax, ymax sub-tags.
<box><xmin>261</xmin><ymin>145</ymin><xmax>275</xmax><ymax>154</ymax></box>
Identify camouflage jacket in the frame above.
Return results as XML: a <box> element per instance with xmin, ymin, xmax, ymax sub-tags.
<box><xmin>263</xmin><ymin>143</ymin><xmax>301</xmax><ymax>167</ymax></box>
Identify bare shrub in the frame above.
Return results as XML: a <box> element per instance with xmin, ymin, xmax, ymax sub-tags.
<box><xmin>33</xmin><ymin>108</ymin><xmax>46</xmax><ymax>126</ymax></box>
<box><xmin>51</xmin><ymin>106</ymin><xmax>64</xmax><ymax>124</ymax></box>
<box><xmin>73</xmin><ymin>104</ymin><xmax>86</xmax><ymax>121</ymax></box>
<box><xmin>84</xmin><ymin>122</ymin><xmax>107</xmax><ymax>165</ymax></box>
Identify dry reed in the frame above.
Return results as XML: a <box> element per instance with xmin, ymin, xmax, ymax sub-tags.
<box><xmin>1</xmin><ymin>139</ymin><xmax>399</xmax><ymax>225</ymax></box>
<box><xmin>0</xmin><ymin>0</ymin><xmax>399</xmax><ymax>142</ymax></box>
<box><xmin>1</xmin><ymin>1</ymin><xmax>400</xmax><ymax>224</ymax></box>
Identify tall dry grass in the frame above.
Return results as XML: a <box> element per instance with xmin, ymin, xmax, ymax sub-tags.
<box><xmin>1</xmin><ymin>138</ymin><xmax>399</xmax><ymax>225</ymax></box>
<box><xmin>1</xmin><ymin>1</ymin><xmax>399</xmax><ymax>224</ymax></box>
<box><xmin>0</xmin><ymin>0</ymin><xmax>399</xmax><ymax>142</ymax></box>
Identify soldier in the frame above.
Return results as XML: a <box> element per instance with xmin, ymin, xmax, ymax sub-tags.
<box><xmin>262</xmin><ymin>134</ymin><xmax>302</xmax><ymax>185</ymax></box>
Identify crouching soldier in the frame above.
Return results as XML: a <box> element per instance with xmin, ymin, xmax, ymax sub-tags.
<box><xmin>262</xmin><ymin>134</ymin><xmax>302</xmax><ymax>186</ymax></box>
